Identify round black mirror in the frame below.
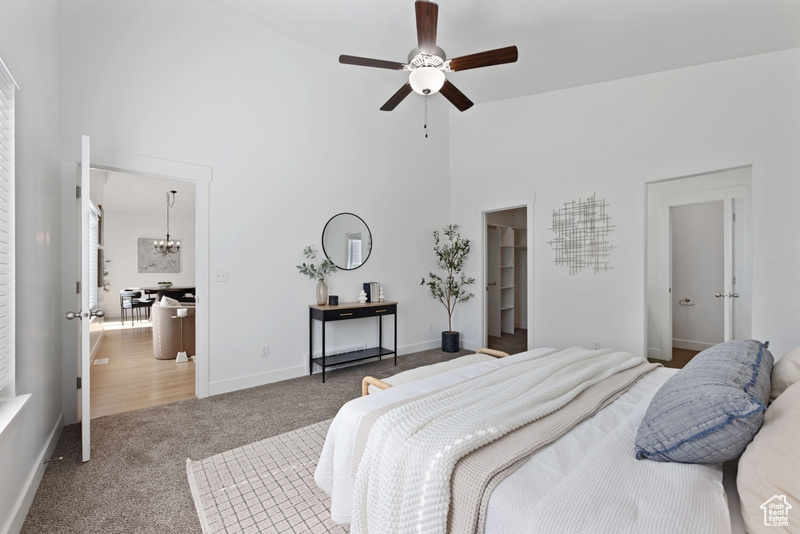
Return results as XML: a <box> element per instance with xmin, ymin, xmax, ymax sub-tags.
<box><xmin>321</xmin><ymin>213</ymin><xmax>372</xmax><ymax>270</ymax></box>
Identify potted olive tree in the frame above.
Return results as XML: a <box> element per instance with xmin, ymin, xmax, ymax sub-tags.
<box><xmin>421</xmin><ymin>224</ymin><xmax>475</xmax><ymax>352</ymax></box>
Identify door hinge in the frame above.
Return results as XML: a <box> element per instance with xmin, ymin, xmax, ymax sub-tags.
<box><xmin>76</xmin><ymin>185</ymin><xmax>81</xmax><ymax>199</ymax></box>
<box><xmin>732</xmin><ymin>213</ymin><xmax>736</xmax><ymax>222</ymax></box>
<box><xmin>76</xmin><ymin>281</ymin><xmax>81</xmax><ymax>294</ymax></box>
<box><xmin>77</xmin><ymin>376</ymin><xmax>82</xmax><ymax>389</ymax></box>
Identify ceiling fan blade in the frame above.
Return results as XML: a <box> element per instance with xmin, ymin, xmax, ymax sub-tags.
<box><xmin>415</xmin><ymin>1</ymin><xmax>439</xmax><ymax>55</ymax></box>
<box><xmin>448</xmin><ymin>46</ymin><xmax>518</xmax><ymax>72</ymax></box>
<box><xmin>339</xmin><ymin>55</ymin><xmax>406</xmax><ymax>70</ymax></box>
<box><xmin>439</xmin><ymin>79</ymin><xmax>474</xmax><ymax>112</ymax></box>
<box><xmin>380</xmin><ymin>83</ymin><xmax>414</xmax><ymax>111</ymax></box>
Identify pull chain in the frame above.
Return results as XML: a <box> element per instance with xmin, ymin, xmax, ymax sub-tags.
<box><xmin>424</xmin><ymin>95</ymin><xmax>428</xmax><ymax>138</ymax></box>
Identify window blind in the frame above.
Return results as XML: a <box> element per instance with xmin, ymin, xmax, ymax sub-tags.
<box><xmin>89</xmin><ymin>207</ymin><xmax>98</xmax><ymax>311</ymax></box>
<box><xmin>346</xmin><ymin>233</ymin><xmax>362</xmax><ymax>270</ymax></box>
<box><xmin>0</xmin><ymin>58</ymin><xmax>16</xmax><ymax>399</ymax></box>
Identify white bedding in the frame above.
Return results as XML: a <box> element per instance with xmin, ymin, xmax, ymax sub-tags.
<box><xmin>314</xmin><ymin>348</ymin><xmax>733</xmax><ymax>534</ymax></box>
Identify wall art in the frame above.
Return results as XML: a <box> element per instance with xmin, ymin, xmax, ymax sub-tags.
<box><xmin>548</xmin><ymin>193</ymin><xmax>615</xmax><ymax>275</ymax></box>
<box><xmin>138</xmin><ymin>237</ymin><xmax>180</xmax><ymax>273</ymax></box>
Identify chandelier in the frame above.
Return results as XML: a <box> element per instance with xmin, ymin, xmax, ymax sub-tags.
<box><xmin>154</xmin><ymin>190</ymin><xmax>180</xmax><ymax>254</ymax></box>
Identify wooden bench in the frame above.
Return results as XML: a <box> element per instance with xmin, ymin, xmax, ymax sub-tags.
<box><xmin>361</xmin><ymin>348</ymin><xmax>510</xmax><ymax>396</ymax></box>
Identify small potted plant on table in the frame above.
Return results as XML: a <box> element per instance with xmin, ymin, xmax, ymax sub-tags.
<box><xmin>421</xmin><ymin>224</ymin><xmax>475</xmax><ymax>352</ymax></box>
<box><xmin>297</xmin><ymin>245</ymin><xmax>337</xmax><ymax>306</ymax></box>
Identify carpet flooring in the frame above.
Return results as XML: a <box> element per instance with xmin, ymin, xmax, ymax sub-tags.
<box><xmin>21</xmin><ymin>347</ymin><xmax>473</xmax><ymax>533</ymax></box>
<box><xmin>487</xmin><ymin>328</ymin><xmax>528</xmax><ymax>355</ymax></box>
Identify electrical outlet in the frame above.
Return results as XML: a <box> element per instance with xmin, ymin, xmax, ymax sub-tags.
<box><xmin>427</xmin><ymin>321</ymin><xmax>432</xmax><ymax>331</ymax></box>
<box><xmin>592</xmin><ymin>341</ymin><xmax>601</xmax><ymax>350</ymax></box>
<box><xmin>261</xmin><ymin>344</ymin><xmax>269</xmax><ymax>358</ymax></box>
<box><xmin>214</xmin><ymin>270</ymin><xmax>228</xmax><ymax>282</ymax></box>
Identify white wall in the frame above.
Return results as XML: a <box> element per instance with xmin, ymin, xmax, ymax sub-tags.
<box><xmin>450</xmin><ymin>48</ymin><xmax>800</xmax><ymax>360</ymax></box>
<box><xmin>59</xmin><ymin>0</ymin><xmax>452</xmax><ymax>395</ymax></box>
<box><xmin>671</xmin><ymin>202</ymin><xmax>724</xmax><ymax>350</ymax></box>
<box><xmin>0</xmin><ymin>1</ymin><xmax>63</xmax><ymax>532</ymax></box>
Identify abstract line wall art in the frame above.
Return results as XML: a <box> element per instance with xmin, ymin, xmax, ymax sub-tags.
<box><xmin>548</xmin><ymin>193</ymin><xmax>615</xmax><ymax>275</ymax></box>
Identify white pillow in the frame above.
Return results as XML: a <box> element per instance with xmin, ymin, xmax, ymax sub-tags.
<box><xmin>160</xmin><ymin>295</ymin><xmax>181</xmax><ymax>306</ymax></box>
<box><xmin>770</xmin><ymin>346</ymin><xmax>800</xmax><ymax>402</ymax></box>
<box><xmin>737</xmin><ymin>381</ymin><xmax>800</xmax><ymax>533</ymax></box>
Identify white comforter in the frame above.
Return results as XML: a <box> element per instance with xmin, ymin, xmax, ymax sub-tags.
<box><xmin>315</xmin><ymin>348</ymin><xmax>731</xmax><ymax>534</ymax></box>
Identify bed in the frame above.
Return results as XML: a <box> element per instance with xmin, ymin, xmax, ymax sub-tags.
<box><xmin>315</xmin><ymin>341</ymin><xmax>800</xmax><ymax>534</ymax></box>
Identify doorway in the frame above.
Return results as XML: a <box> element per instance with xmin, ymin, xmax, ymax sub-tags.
<box><xmin>60</xmin><ymin>142</ymin><xmax>211</xmax><ymax>429</ymax></box>
<box><xmin>91</xmin><ymin>170</ymin><xmax>197</xmax><ymax>418</ymax></box>
<box><xmin>484</xmin><ymin>207</ymin><xmax>529</xmax><ymax>354</ymax></box>
<box><xmin>669</xmin><ymin>201</ymin><xmax>724</xmax><ymax>367</ymax></box>
<box><xmin>646</xmin><ymin>167</ymin><xmax>752</xmax><ymax>364</ymax></box>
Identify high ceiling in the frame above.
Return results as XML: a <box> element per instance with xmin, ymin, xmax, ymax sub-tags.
<box><xmin>209</xmin><ymin>0</ymin><xmax>800</xmax><ymax>106</ymax></box>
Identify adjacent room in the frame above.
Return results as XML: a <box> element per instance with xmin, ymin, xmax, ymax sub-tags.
<box><xmin>1</xmin><ymin>1</ymin><xmax>799</xmax><ymax>533</ymax></box>
<box><xmin>90</xmin><ymin>170</ymin><xmax>198</xmax><ymax>418</ymax></box>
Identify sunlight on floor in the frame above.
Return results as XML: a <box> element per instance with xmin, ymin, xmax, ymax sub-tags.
<box><xmin>102</xmin><ymin>319</ymin><xmax>152</xmax><ymax>332</ymax></box>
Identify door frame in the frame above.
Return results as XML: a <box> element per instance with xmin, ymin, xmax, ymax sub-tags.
<box><xmin>480</xmin><ymin>196</ymin><xmax>535</xmax><ymax>350</ymax></box>
<box><xmin>646</xmin><ymin>167</ymin><xmax>752</xmax><ymax>360</ymax></box>
<box><xmin>61</xmin><ymin>142</ymin><xmax>212</xmax><ymax>425</ymax></box>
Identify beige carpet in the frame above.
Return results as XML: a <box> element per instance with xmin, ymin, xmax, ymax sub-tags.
<box><xmin>188</xmin><ymin>420</ymin><xmax>346</xmax><ymax>534</ymax></box>
<box><xmin>23</xmin><ymin>347</ymin><xmax>473</xmax><ymax>533</ymax></box>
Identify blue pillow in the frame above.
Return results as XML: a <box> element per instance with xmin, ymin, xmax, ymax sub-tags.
<box><xmin>635</xmin><ymin>339</ymin><xmax>773</xmax><ymax>463</ymax></box>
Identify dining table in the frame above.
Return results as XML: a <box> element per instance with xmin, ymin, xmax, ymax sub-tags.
<box><xmin>139</xmin><ymin>285</ymin><xmax>196</xmax><ymax>299</ymax></box>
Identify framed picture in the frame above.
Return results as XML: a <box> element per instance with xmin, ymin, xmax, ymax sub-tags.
<box><xmin>138</xmin><ymin>238</ymin><xmax>180</xmax><ymax>273</ymax></box>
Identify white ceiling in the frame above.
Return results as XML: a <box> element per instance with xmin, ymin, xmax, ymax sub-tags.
<box><xmin>100</xmin><ymin>171</ymin><xmax>196</xmax><ymax>216</ymax></box>
<box><xmin>208</xmin><ymin>0</ymin><xmax>800</xmax><ymax>106</ymax></box>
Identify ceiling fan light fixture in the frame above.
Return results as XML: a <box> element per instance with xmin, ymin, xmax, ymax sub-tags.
<box><xmin>409</xmin><ymin>67</ymin><xmax>445</xmax><ymax>95</ymax></box>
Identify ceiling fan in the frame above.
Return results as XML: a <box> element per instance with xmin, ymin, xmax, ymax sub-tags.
<box><xmin>339</xmin><ymin>0</ymin><xmax>518</xmax><ymax>112</ymax></box>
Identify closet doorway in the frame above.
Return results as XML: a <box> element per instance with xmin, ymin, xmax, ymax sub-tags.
<box><xmin>485</xmin><ymin>207</ymin><xmax>529</xmax><ymax>355</ymax></box>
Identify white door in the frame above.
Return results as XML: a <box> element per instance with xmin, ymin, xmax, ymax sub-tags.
<box><xmin>486</xmin><ymin>225</ymin><xmax>501</xmax><ymax>338</ymax></box>
<box><xmin>65</xmin><ymin>135</ymin><xmax>103</xmax><ymax>462</ymax></box>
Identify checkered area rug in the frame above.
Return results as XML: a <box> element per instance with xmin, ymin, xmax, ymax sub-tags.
<box><xmin>187</xmin><ymin>419</ymin><xmax>348</xmax><ymax>533</ymax></box>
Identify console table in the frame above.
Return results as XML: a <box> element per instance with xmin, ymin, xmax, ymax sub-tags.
<box><xmin>309</xmin><ymin>301</ymin><xmax>397</xmax><ymax>382</ymax></box>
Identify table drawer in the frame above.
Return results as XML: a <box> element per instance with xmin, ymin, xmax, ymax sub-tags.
<box><xmin>363</xmin><ymin>304</ymin><xmax>396</xmax><ymax>317</ymax></box>
<box><xmin>324</xmin><ymin>308</ymin><xmax>364</xmax><ymax>321</ymax></box>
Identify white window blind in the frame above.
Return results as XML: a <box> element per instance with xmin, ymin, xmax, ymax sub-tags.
<box><xmin>346</xmin><ymin>232</ymin><xmax>362</xmax><ymax>269</ymax></box>
<box><xmin>0</xmin><ymin>58</ymin><xmax>16</xmax><ymax>400</ymax></box>
<box><xmin>89</xmin><ymin>206</ymin><xmax>98</xmax><ymax>311</ymax></box>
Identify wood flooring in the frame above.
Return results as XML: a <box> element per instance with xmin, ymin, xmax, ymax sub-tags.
<box><xmin>90</xmin><ymin>322</ymin><xmax>196</xmax><ymax>419</ymax></box>
<box><xmin>649</xmin><ymin>347</ymin><xmax>700</xmax><ymax>369</ymax></box>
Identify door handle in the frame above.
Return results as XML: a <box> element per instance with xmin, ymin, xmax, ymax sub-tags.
<box><xmin>65</xmin><ymin>309</ymin><xmax>105</xmax><ymax>320</ymax></box>
<box><xmin>715</xmin><ymin>293</ymin><xmax>726</xmax><ymax>298</ymax></box>
<box><xmin>488</xmin><ymin>282</ymin><xmax>497</xmax><ymax>286</ymax></box>
<box><xmin>730</xmin><ymin>293</ymin><xmax>739</xmax><ymax>299</ymax></box>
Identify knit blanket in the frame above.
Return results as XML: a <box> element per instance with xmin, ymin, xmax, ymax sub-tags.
<box><xmin>447</xmin><ymin>361</ymin><xmax>657</xmax><ymax>534</ymax></box>
<box><xmin>348</xmin><ymin>347</ymin><xmax>647</xmax><ymax>534</ymax></box>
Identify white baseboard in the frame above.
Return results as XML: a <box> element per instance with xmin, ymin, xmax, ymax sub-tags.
<box><xmin>209</xmin><ymin>339</ymin><xmax>462</xmax><ymax>396</ymax></box>
<box><xmin>209</xmin><ymin>365</ymin><xmax>306</xmax><ymax>396</ymax></box>
<box><xmin>673</xmin><ymin>339</ymin><xmax>715</xmax><ymax>352</ymax></box>
<box><xmin>4</xmin><ymin>412</ymin><xmax>63</xmax><ymax>534</ymax></box>
<box><xmin>397</xmin><ymin>340</ymin><xmax>442</xmax><ymax>355</ymax></box>
<box><xmin>90</xmin><ymin>329</ymin><xmax>106</xmax><ymax>363</ymax></box>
